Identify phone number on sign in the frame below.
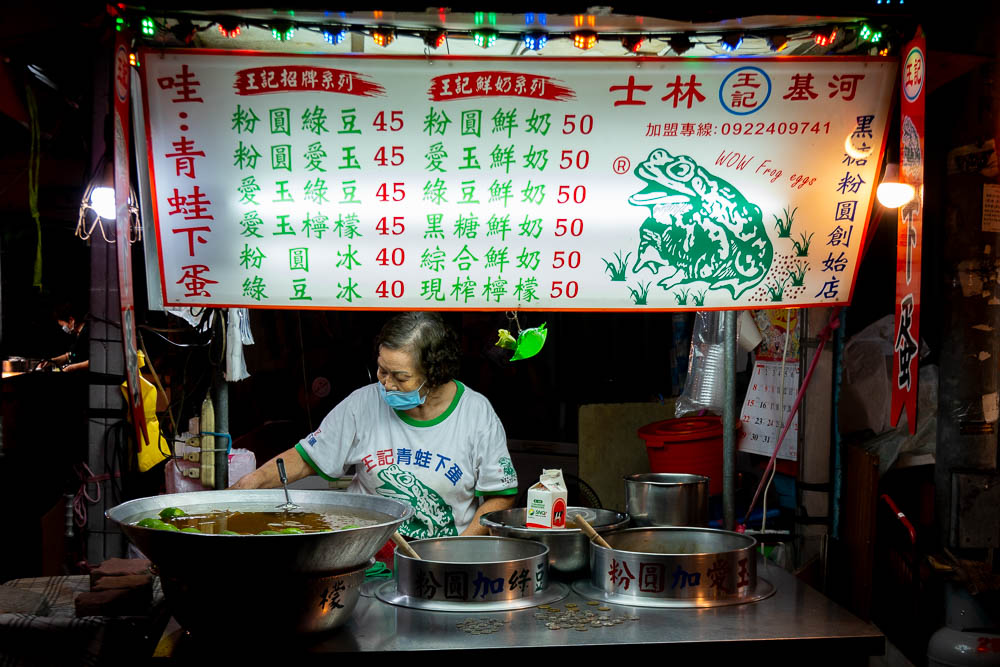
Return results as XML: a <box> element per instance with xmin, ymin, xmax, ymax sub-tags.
<box><xmin>722</xmin><ymin>121</ymin><xmax>831</xmax><ymax>136</ymax></box>
<box><xmin>645</xmin><ymin>120</ymin><xmax>832</xmax><ymax>138</ymax></box>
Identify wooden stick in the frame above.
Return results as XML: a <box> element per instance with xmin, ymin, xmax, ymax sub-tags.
<box><xmin>574</xmin><ymin>514</ymin><xmax>613</xmax><ymax>549</ymax></box>
<box><xmin>391</xmin><ymin>531</ymin><xmax>421</xmax><ymax>559</ymax></box>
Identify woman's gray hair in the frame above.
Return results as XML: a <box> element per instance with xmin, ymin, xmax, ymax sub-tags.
<box><xmin>375</xmin><ymin>312</ymin><xmax>460</xmax><ymax>388</ymax></box>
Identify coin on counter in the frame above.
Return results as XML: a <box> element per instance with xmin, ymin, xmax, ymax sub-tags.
<box><xmin>598</xmin><ymin>606</ymin><xmax>611</xmax><ymax>611</ymax></box>
<box><xmin>586</xmin><ymin>600</ymin><xmax>599</xmax><ymax>606</ymax></box>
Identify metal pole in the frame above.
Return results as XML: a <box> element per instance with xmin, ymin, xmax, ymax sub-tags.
<box><xmin>213</xmin><ymin>377</ymin><xmax>229</xmax><ymax>490</ymax></box>
<box><xmin>213</xmin><ymin>312</ymin><xmax>229</xmax><ymax>490</ymax></box>
<box><xmin>723</xmin><ymin>310</ymin><xmax>737</xmax><ymax>531</ymax></box>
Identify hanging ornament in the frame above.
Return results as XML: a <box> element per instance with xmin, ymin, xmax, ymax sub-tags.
<box><xmin>496</xmin><ymin>313</ymin><xmax>548</xmax><ymax>362</ymax></box>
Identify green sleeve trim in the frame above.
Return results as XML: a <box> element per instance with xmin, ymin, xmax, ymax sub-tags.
<box><xmin>475</xmin><ymin>488</ymin><xmax>518</xmax><ymax>497</ymax></box>
<box><xmin>294</xmin><ymin>442</ymin><xmax>336</xmax><ymax>482</ymax></box>
<box><xmin>394</xmin><ymin>380</ymin><xmax>465</xmax><ymax>428</ymax></box>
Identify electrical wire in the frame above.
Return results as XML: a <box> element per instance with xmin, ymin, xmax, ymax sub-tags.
<box><xmin>743</xmin><ymin>307</ymin><xmax>842</xmax><ymax>527</ymax></box>
<box><xmin>761</xmin><ymin>308</ymin><xmax>792</xmax><ymax>533</ymax></box>
<box><xmin>140</xmin><ymin>326</ymin><xmax>213</xmax><ymax>348</ymax></box>
<box><xmin>72</xmin><ymin>463</ymin><xmax>101</xmax><ymax>528</ymax></box>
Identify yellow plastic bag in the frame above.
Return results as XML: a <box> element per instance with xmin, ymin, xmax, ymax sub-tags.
<box><xmin>120</xmin><ymin>351</ymin><xmax>168</xmax><ymax>473</ymax></box>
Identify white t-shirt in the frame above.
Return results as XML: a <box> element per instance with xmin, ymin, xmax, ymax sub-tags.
<box><xmin>295</xmin><ymin>381</ymin><xmax>518</xmax><ymax>538</ymax></box>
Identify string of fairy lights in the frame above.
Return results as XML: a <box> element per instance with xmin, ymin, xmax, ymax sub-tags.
<box><xmin>112</xmin><ymin>8</ymin><xmax>895</xmax><ymax>57</ymax></box>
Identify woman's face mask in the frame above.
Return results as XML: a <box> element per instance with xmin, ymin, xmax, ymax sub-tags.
<box><xmin>377</xmin><ymin>380</ymin><xmax>427</xmax><ymax>410</ymax></box>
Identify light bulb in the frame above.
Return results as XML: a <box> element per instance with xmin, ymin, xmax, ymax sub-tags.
<box><xmin>91</xmin><ymin>187</ymin><xmax>116</xmax><ymax>220</ymax></box>
<box><xmin>876</xmin><ymin>164</ymin><xmax>914</xmax><ymax>208</ymax></box>
<box><xmin>877</xmin><ymin>182</ymin><xmax>915</xmax><ymax>208</ymax></box>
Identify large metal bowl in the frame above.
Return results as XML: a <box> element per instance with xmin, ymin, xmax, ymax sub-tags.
<box><xmin>106</xmin><ymin>489</ymin><xmax>413</xmax><ymax>574</ymax></box>
<box><xmin>106</xmin><ymin>489</ymin><xmax>413</xmax><ymax>634</ymax></box>
<box><xmin>480</xmin><ymin>507</ymin><xmax>629</xmax><ymax>578</ymax></box>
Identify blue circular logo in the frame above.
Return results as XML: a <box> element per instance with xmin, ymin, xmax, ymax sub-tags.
<box><xmin>719</xmin><ymin>67</ymin><xmax>772</xmax><ymax>116</ymax></box>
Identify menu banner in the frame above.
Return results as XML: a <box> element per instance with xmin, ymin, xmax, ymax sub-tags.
<box><xmin>890</xmin><ymin>31</ymin><xmax>925</xmax><ymax>434</ymax></box>
<box><xmin>139</xmin><ymin>51</ymin><xmax>896</xmax><ymax>311</ymax></box>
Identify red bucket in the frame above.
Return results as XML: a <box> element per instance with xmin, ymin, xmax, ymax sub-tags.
<box><xmin>638</xmin><ymin>416</ymin><xmax>724</xmax><ymax>495</ymax></box>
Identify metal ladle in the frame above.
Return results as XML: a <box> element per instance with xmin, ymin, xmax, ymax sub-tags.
<box><xmin>275</xmin><ymin>458</ymin><xmax>299</xmax><ymax>511</ymax></box>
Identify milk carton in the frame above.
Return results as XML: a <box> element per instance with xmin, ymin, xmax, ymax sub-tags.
<box><xmin>526</xmin><ymin>469</ymin><xmax>568</xmax><ymax>528</ymax></box>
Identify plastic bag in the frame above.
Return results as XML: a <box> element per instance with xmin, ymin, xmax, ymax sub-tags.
<box><xmin>675</xmin><ymin>312</ymin><xmax>727</xmax><ymax>416</ymax></box>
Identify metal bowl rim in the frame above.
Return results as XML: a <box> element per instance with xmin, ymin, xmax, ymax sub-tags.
<box><xmin>398</xmin><ymin>535</ymin><xmax>550</xmax><ymax>566</ymax></box>
<box><xmin>623</xmin><ymin>473</ymin><xmax>711</xmax><ymax>487</ymax></box>
<box><xmin>105</xmin><ymin>489</ymin><xmax>415</xmax><ymax>536</ymax></box>
<box><xmin>479</xmin><ymin>507</ymin><xmax>630</xmax><ymax>535</ymax></box>
<box><xmin>593</xmin><ymin>526</ymin><xmax>758</xmax><ymax>557</ymax></box>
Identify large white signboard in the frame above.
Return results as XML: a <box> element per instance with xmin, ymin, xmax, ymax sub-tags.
<box><xmin>140</xmin><ymin>50</ymin><xmax>896</xmax><ymax>310</ymax></box>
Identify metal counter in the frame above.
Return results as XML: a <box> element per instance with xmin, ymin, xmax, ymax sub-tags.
<box><xmin>158</xmin><ymin>556</ymin><xmax>883</xmax><ymax>660</ymax></box>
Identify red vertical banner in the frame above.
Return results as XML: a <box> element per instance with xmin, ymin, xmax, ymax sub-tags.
<box><xmin>113</xmin><ymin>33</ymin><xmax>148</xmax><ymax>450</ymax></box>
<box><xmin>890</xmin><ymin>29</ymin><xmax>925</xmax><ymax>434</ymax></box>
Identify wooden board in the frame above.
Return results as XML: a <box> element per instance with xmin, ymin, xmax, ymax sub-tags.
<box><xmin>578</xmin><ymin>401</ymin><xmax>675</xmax><ymax>512</ymax></box>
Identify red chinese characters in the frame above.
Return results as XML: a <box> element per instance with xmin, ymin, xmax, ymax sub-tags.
<box><xmin>176</xmin><ymin>265</ymin><xmax>217</xmax><ymax>298</ymax></box>
<box><xmin>164</xmin><ymin>136</ymin><xmax>205</xmax><ymax>178</ymax></box>
<box><xmin>233</xmin><ymin>66</ymin><xmax>386</xmax><ymax>97</ymax></box>
<box><xmin>157</xmin><ymin>64</ymin><xmax>204</xmax><ymax>103</ymax></box>
<box><xmin>783</xmin><ymin>72</ymin><xmax>866</xmax><ymax>101</ymax></box>
<box><xmin>427</xmin><ymin>71</ymin><xmax>575</xmax><ymax>102</ymax></box>
<box><xmin>607</xmin><ymin>74</ymin><xmax>706</xmax><ymax>109</ymax></box>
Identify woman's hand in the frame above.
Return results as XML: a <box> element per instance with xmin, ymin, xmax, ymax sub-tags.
<box><xmin>461</xmin><ymin>495</ymin><xmax>516</xmax><ymax>536</ymax></box>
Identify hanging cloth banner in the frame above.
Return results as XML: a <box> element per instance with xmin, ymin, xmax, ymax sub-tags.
<box><xmin>139</xmin><ymin>50</ymin><xmax>896</xmax><ymax>311</ymax></box>
<box><xmin>114</xmin><ymin>32</ymin><xmax>149</xmax><ymax>451</ymax></box>
<box><xmin>890</xmin><ymin>29</ymin><xmax>926</xmax><ymax>435</ymax></box>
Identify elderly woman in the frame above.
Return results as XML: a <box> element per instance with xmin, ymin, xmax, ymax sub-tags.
<box><xmin>232</xmin><ymin>312</ymin><xmax>518</xmax><ymax>537</ymax></box>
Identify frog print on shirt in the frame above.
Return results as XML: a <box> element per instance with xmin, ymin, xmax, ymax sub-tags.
<box><xmin>375</xmin><ymin>464</ymin><xmax>457</xmax><ymax>538</ymax></box>
<box><xmin>498</xmin><ymin>456</ymin><xmax>517</xmax><ymax>488</ymax></box>
<box><xmin>627</xmin><ymin>148</ymin><xmax>773</xmax><ymax>299</ymax></box>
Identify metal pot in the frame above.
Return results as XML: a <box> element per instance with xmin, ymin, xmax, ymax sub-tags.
<box><xmin>578</xmin><ymin>527</ymin><xmax>774</xmax><ymax>608</ymax></box>
<box><xmin>106</xmin><ymin>489</ymin><xmax>412</xmax><ymax>574</ymax></box>
<box><xmin>480</xmin><ymin>507</ymin><xmax>629</xmax><ymax>578</ymax></box>
<box><xmin>106</xmin><ymin>489</ymin><xmax>413</xmax><ymax>634</ymax></box>
<box><xmin>624</xmin><ymin>473</ymin><xmax>709</xmax><ymax>527</ymax></box>
<box><xmin>395</xmin><ymin>536</ymin><xmax>548</xmax><ymax>604</ymax></box>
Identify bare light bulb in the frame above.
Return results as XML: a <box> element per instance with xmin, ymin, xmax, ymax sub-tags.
<box><xmin>876</xmin><ymin>164</ymin><xmax>914</xmax><ymax>208</ymax></box>
<box><xmin>90</xmin><ymin>186</ymin><xmax>116</xmax><ymax>220</ymax></box>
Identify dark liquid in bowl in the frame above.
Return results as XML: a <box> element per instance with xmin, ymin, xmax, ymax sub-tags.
<box><xmin>133</xmin><ymin>505</ymin><xmax>389</xmax><ymax>535</ymax></box>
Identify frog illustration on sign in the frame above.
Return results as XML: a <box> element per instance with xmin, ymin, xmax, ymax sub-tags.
<box><xmin>627</xmin><ymin>149</ymin><xmax>773</xmax><ymax>298</ymax></box>
<box><xmin>376</xmin><ymin>464</ymin><xmax>457</xmax><ymax>538</ymax></box>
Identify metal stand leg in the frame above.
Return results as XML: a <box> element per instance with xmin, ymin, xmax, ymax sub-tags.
<box><xmin>723</xmin><ymin>311</ymin><xmax>737</xmax><ymax>531</ymax></box>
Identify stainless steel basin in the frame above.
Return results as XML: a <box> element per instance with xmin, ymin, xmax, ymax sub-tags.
<box><xmin>579</xmin><ymin>527</ymin><xmax>773</xmax><ymax>608</ymax></box>
<box><xmin>106</xmin><ymin>489</ymin><xmax>413</xmax><ymax>633</ymax></box>
<box><xmin>480</xmin><ymin>507</ymin><xmax>629</xmax><ymax>578</ymax></box>
<box><xmin>395</xmin><ymin>536</ymin><xmax>548</xmax><ymax>603</ymax></box>
<box><xmin>624</xmin><ymin>473</ymin><xmax>709</xmax><ymax>527</ymax></box>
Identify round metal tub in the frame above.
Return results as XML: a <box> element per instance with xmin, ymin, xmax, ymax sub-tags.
<box><xmin>624</xmin><ymin>473</ymin><xmax>709</xmax><ymax>527</ymax></box>
<box><xmin>106</xmin><ymin>489</ymin><xmax>413</xmax><ymax>634</ymax></box>
<box><xmin>106</xmin><ymin>490</ymin><xmax>412</xmax><ymax>574</ymax></box>
<box><xmin>480</xmin><ymin>507</ymin><xmax>629</xmax><ymax>578</ymax></box>
<box><xmin>574</xmin><ymin>527</ymin><xmax>774</xmax><ymax>608</ymax></box>
<box><xmin>376</xmin><ymin>536</ymin><xmax>568</xmax><ymax>611</ymax></box>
